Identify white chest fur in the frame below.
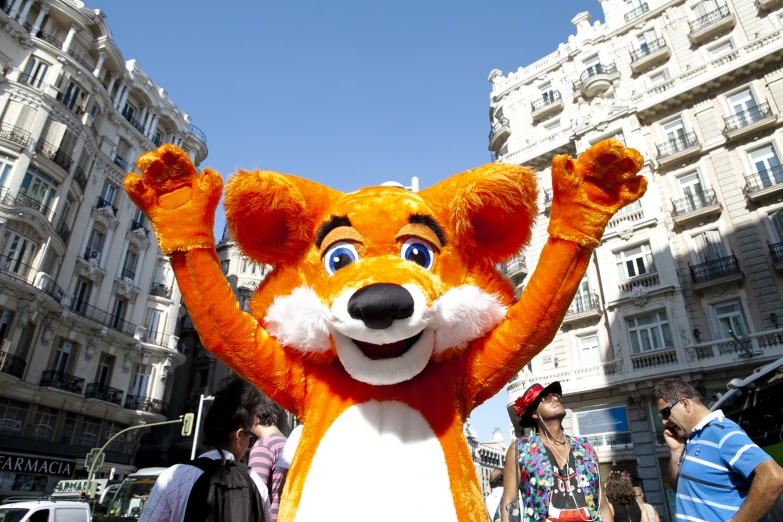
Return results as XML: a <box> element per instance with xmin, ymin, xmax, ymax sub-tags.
<box><xmin>294</xmin><ymin>401</ymin><xmax>458</xmax><ymax>522</ymax></box>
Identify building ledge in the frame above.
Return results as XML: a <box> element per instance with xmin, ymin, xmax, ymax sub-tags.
<box><xmin>689</xmin><ymin>8</ymin><xmax>736</xmax><ymax>44</ymax></box>
<box><xmin>724</xmin><ymin>113</ymin><xmax>777</xmax><ymax>141</ymax></box>
<box><xmin>630</xmin><ymin>41</ymin><xmax>671</xmax><ymax>73</ymax></box>
<box><xmin>692</xmin><ymin>271</ymin><xmax>743</xmax><ymax>291</ymax></box>
<box><xmin>531</xmin><ymin>96</ymin><xmax>564</xmax><ymax>121</ymax></box>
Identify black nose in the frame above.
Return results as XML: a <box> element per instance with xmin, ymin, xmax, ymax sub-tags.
<box><xmin>347</xmin><ymin>283</ymin><xmax>415</xmax><ymax>330</ymax></box>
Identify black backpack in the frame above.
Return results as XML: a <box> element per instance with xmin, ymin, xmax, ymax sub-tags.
<box><xmin>183</xmin><ymin>456</ymin><xmax>265</xmax><ymax>522</ymax></box>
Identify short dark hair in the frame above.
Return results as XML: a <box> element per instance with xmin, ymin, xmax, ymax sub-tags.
<box><xmin>651</xmin><ymin>378</ymin><xmax>702</xmax><ymax>405</ymax></box>
<box><xmin>257</xmin><ymin>395</ymin><xmax>281</xmax><ymax>427</ymax></box>
<box><xmin>202</xmin><ymin>375</ymin><xmax>263</xmax><ymax>448</ymax></box>
<box><xmin>489</xmin><ymin>471</ymin><xmax>504</xmax><ymax>489</ymax></box>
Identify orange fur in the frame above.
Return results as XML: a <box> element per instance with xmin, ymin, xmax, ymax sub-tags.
<box><xmin>124</xmin><ymin>139</ymin><xmax>646</xmax><ymax>522</ymax></box>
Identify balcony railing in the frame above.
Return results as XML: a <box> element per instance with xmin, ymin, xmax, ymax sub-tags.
<box><xmin>85</xmin><ymin>383</ymin><xmax>123</xmax><ymax>405</ymax></box>
<box><xmin>488</xmin><ymin>117</ymin><xmax>511</xmax><ymax>146</ymax></box>
<box><xmin>579</xmin><ymin>62</ymin><xmax>617</xmax><ymax>84</ymax></box>
<box><xmin>120</xmin><ymin>268</ymin><xmax>136</xmax><ymax>281</ymax></box>
<box><xmin>141</xmin><ymin>329</ymin><xmax>178</xmax><ymax>351</ymax></box>
<box><xmin>35</xmin><ymin>139</ymin><xmax>73</xmax><ymax>172</ymax></box>
<box><xmin>689</xmin><ymin>5</ymin><xmax>732</xmax><ymax>34</ymax></box>
<box><xmin>689</xmin><ymin>254</ymin><xmax>741</xmax><ymax>284</ymax></box>
<box><xmin>723</xmin><ymin>103</ymin><xmax>774</xmax><ymax>133</ymax></box>
<box><xmin>125</xmin><ymin>395</ymin><xmax>167</xmax><ymax>415</ymax></box>
<box><xmin>656</xmin><ymin>132</ymin><xmax>699</xmax><ymax>160</ymax></box>
<box><xmin>83</xmin><ymin>247</ymin><xmax>102</xmax><ymax>262</ymax></box>
<box><xmin>624</xmin><ymin>3</ymin><xmax>649</xmax><ymax>22</ymax></box>
<box><xmin>150</xmin><ymin>282</ymin><xmax>173</xmax><ymax>299</ymax></box>
<box><xmin>630</xmin><ymin>38</ymin><xmax>667</xmax><ymax>62</ymax></box>
<box><xmin>13</xmin><ymin>191</ymin><xmax>55</xmax><ymax>221</ymax></box>
<box><xmin>121</xmin><ymin>107</ymin><xmax>145</xmax><ymax>134</ymax></box>
<box><xmin>35</xmin><ymin>30</ymin><xmax>62</xmax><ymax>49</ymax></box>
<box><xmin>565</xmin><ymin>293</ymin><xmax>600</xmax><ymax>316</ymax></box>
<box><xmin>189</xmin><ymin>124</ymin><xmax>208</xmax><ymax>144</ymax></box>
<box><xmin>531</xmin><ymin>91</ymin><xmax>562</xmax><ymax>112</ymax></box>
<box><xmin>631</xmin><ymin>348</ymin><xmax>677</xmax><ymax>370</ymax></box>
<box><xmin>55</xmin><ymin>218</ymin><xmax>71</xmax><ymax>243</ymax></box>
<box><xmin>66</xmin><ymin>48</ymin><xmax>92</xmax><ymax>71</ymax></box>
<box><xmin>744</xmin><ymin>167</ymin><xmax>783</xmax><ymax>195</ymax></box>
<box><xmin>770</xmin><ymin>242</ymin><xmax>783</xmax><ymax>264</ymax></box>
<box><xmin>114</xmin><ymin>155</ymin><xmax>128</xmax><ymax>170</ymax></box>
<box><xmin>40</xmin><ymin>370</ymin><xmax>84</xmax><ymax>394</ymax></box>
<box><xmin>131</xmin><ymin>220</ymin><xmax>149</xmax><ymax>237</ymax></box>
<box><xmin>671</xmin><ymin>188</ymin><xmax>718</xmax><ymax>217</ymax></box>
<box><xmin>73</xmin><ymin>167</ymin><xmax>87</xmax><ymax>190</ymax></box>
<box><xmin>0</xmin><ymin>123</ymin><xmax>30</xmax><ymax>147</ymax></box>
<box><xmin>65</xmin><ymin>299</ymin><xmax>137</xmax><ymax>338</ymax></box>
<box><xmin>54</xmin><ymin>92</ymin><xmax>84</xmax><ymax>116</ymax></box>
<box><xmin>152</xmin><ymin>135</ymin><xmax>163</xmax><ymax>147</ymax></box>
<box><xmin>96</xmin><ymin>196</ymin><xmax>118</xmax><ymax>217</ymax></box>
<box><xmin>544</xmin><ymin>188</ymin><xmax>553</xmax><ymax>205</ymax></box>
<box><xmin>0</xmin><ymin>254</ymin><xmax>64</xmax><ymax>302</ymax></box>
<box><xmin>0</xmin><ymin>352</ymin><xmax>26</xmax><ymax>380</ymax></box>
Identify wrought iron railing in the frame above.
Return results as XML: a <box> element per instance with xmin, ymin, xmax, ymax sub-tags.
<box><xmin>689</xmin><ymin>254</ymin><xmax>741</xmax><ymax>284</ymax></box>
<box><xmin>579</xmin><ymin>62</ymin><xmax>617</xmax><ymax>84</ymax></box>
<box><xmin>114</xmin><ymin>155</ymin><xmax>128</xmax><ymax>170</ymax></box>
<box><xmin>724</xmin><ymin>102</ymin><xmax>773</xmax><ymax>133</ymax></box>
<box><xmin>19</xmin><ymin>72</ymin><xmax>44</xmax><ymax>89</ymax></box>
<box><xmin>85</xmin><ymin>383</ymin><xmax>123</xmax><ymax>405</ymax></box>
<box><xmin>152</xmin><ymin>135</ymin><xmax>163</xmax><ymax>147</ymax></box>
<box><xmin>531</xmin><ymin>91</ymin><xmax>562</xmax><ymax>112</ymax></box>
<box><xmin>624</xmin><ymin>3</ymin><xmax>649</xmax><ymax>22</ymax></box>
<box><xmin>656</xmin><ymin>132</ymin><xmax>699</xmax><ymax>159</ymax></box>
<box><xmin>55</xmin><ymin>218</ymin><xmax>71</xmax><ymax>243</ymax></box>
<box><xmin>13</xmin><ymin>191</ymin><xmax>55</xmax><ymax>220</ymax></box>
<box><xmin>121</xmin><ymin>107</ymin><xmax>145</xmax><ymax>134</ymax></box>
<box><xmin>743</xmin><ymin>167</ymin><xmax>783</xmax><ymax>194</ymax></box>
<box><xmin>566</xmin><ymin>293</ymin><xmax>600</xmax><ymax>316</ymax></box>
<box><xmin>54</xmin><ymin>91</ymin><xmax>84</xmax><ymax>116</ymax></box>
<box><xmin>73</xmin><ymin>167</ymin><xmax>87</xmax><ymax>190</ymax></box>
<box><xmin>40</xmin><ymin>370</ymin><xmax>84</xmax><ymax>394</ymax></box>
<box><xmin>1</xmin><ymin>0</ymin><xmax>12</xmax><ymax>14</ymax></box>
<box><xmin>35</xmin><ymin>30</ymin><xmax>62</xmax><ymax>49</ymax></box>
<box><xmin>125</xmin><ymin>395</ymin><xmax>167</xmax><ymax>415</ymax></box>
<box><xmin>503</xmin><ymin>255</ymin><xmax>527</xmax><ymax>276</ymax></box>
<box><xmin>189</xmin><ymin>124</ymin><xmax>207</xmax><ymax>144</ymax></box>
<box><xmin>150</xmin><ymin>282</ymin><xmax>172</xmax><ymax>299</ymax></box>
<box><xmin>120</xmin><ymin>268</ymin><xmax>135</xmax><ymax>280</ymax></box>
<box><xmin>769</xmin><ymin>242</ymin><xmax>783</xmax><ymax>264</ymax></box>
<box><xmin>630</xmin><ymin>38</ymin><xmax>667</xmax><ymax>62</ymax></box>
<box><xmin>66</xmin><ymin>48</ymin><xmax>92</xmax><ymax>71</ymax></box>
<box><xmin>671</xmin><ymin>188</ymin><xmax>718</xmax><ymax>217</ymax></box>
<box><xmin>141</xmin><ymin>329</ymin><xmax>177</xmax><ymax>350</ymax></box>
<box><xmin>65</xmin><ymin>299</ymin><xmax>137</xmax><ymax>338</ymax></box>
<box><xmin>689</xmin><ymin>5</ymin><xmax>731</xmax><ymax>33</ymax></box>
<box><xmin>0</xmin><ymin>254</ymin><xmax>64</xmax><ymax>301</ymax></box>
<box><xmin>544</xmin><ymin>188</ymin><xmax>553</xmax><ymax>204</ymax></box>
<box><xmin>131</xmin><ymin>220</ymin><xmax>149</xmax><ymax>236</ymax></box>
<box><xmin>0</xmin><ymin>352</ymin><xmax>26</xmax><ymax>380</ymax></box>
<box><xmin>488</xmin><ymin>117</ymin><xmax>510</xmax><ymax>144</ymax></box>
<box><xmin>96</xmin><ymin>196</ymin><xmax>118</xmax><ymax>216</ymax></box>
<box><xmin>0</xmin><ymin>123</ymin><xmax>30</xmax><ymax>147</ymax></box>
<box><xmin>35</xmin><ymin>139</ymin><xmax>73</xmax><ymax>171</ymax></box>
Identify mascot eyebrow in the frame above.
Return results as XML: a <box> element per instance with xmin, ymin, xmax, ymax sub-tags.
<box><xmin>314</xmin><ymin>214</ymin><xmax>447</xmax><ymax>250</ymax></box>
<box><xmin>408</xmin><ymin>214</ymin><xmax>446</xmax><ymax>246</ymax></box>
<box><xmin>315</xmin><ymin>216</ymin><xmax>352</xmax><ymax>248</ymax></box>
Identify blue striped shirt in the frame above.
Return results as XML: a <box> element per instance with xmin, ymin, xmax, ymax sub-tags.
<box><xmin>676</xmin><ymin>410</ymin><xmax>772</xmax><ymax>522</ymax></box>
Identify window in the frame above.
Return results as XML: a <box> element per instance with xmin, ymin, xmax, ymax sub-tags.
<box><xmin>77</xmin><ymin>417</ymin><xmax>101</xmax><ymax>447</ymax></box>
<box><xmin>694</xmin><ymin>0</ymin><xmax>721</xmax><ymax>16</ymax></box>
<box><xmin>53</xmin><ymin>340</ymin><xmax>72</xmax><ymax>373</ymax></box>
<box><xmin>146</xmin><ymin>309</ymin><xmax>165</xmax><ymax>337</ymax></box>
<box><xmin>728</xmin><ymin>89</ymin><xmax>757</xmax><ymax>121</ymax></box>
<box><xmin>636</xmin><ymin>29</ymin><xmax>657</xmax><ymax>53</ymax></box>
<box><xmin>111</xmin><ymin>298</ymin><xmax>126</xmax><ymax>329</ymax></box>
<box><xmin>133</xmin><ymin>207</ymin><xmax>146</xmax><ymax>227</ymax></box>
<box><xmin>58</xmin><ymin>413</ymin><xmax>76</xmax><ymax>444</ymax></box>
<box><xmin>0</xmin><ymin>398</ymin><xmax>28</xmax><ymax>436</ymax></box>
<box><xmin>122</xmin><ymin>249</ymin><xmax>137</xmax><ymax>280</ymax></box>
<box><xmin>28</xmin><ymin>406</ymin><xmax>58</xmax><ymax>441</ymax></box>
<box><xmin>101</xmin><ymin>181</ymin><xmax>117</xmax><ymax>205</ymax></box>
<box><xmin>73</xmin><ymin>278</ymin><xmax>92</xmax><ymax>313</ymax></box>
<box><xmin>22</xmin><ymin>56</ymin><xmax>49</xmax><ymax>89</ymax></box>
<box><xmin>770</xmin><ymin>211</ymin><xmax>783</xmax><ymax>243</ymax></box>
<box><xmin>129</xmin><ymin>364</ymin><xmax>152</xmax><ymax>397</ymax></box>
<box><xmin>584</xmin><ymin>55</ymin><xmax>601</xmax><ymax>72</ymax></box>
<box><xmin>0</xmin><ymin>311</ymin><xmax>13</xmax><ymax>345</ymax></box>
<box><xmin>712</xmin><ymin>301</ymin><xmax>748</xmax><ymax>339</ymax></box>
<box><xmin>115</xmin><ymin>140</ymin><xmax>131</xmax><ymax>168</ymax></box>
<box><xmin>104</xmin><ymin>422</ymin><xmax>127</xmax><ymax>452</ymax></box>
<box><xmin>578</xmin><ymin>334</ymin><xmax>601</xmax><ymax>365</ymax></box>
<box><xmin>60</xmin><ymin>80</ymin><xmax>85</xmax><ymax>111</ymax></box>
<box><xmin>241</xmin><ymin>257</ymin><xmax>249</xmax><ymax>273</ymax></box>
<box><xmin>0</xmin><ymin>154</ymin><xmax>15</xmax><ymax>188</ymax></box>
<box><xmin>153</xmin><ymin>260</ymin><xmax>168</xmax><ymax>285</ymax></box>
<box><xmin>96</xmin><ymin>353</ymin><xmax>114</xmax><ymax>385</ymax></box>
<box><xmin>627</xmin><ymin>311</ymin><xmax>674</xmax><ymax>354</ymax></box>
<box><xmin>539</xmin><ymin>82</ymin><xmax>556</xmax><ymax>103</ymax></box>
<box><xmin>20</xmin><ymin>166</ymin><xmax>59</xmax><ymax>217</ymax></box>
<box><xmin>749</xmin><ymin>145</ymin><xmax>782</xmax><ymax>187</ymax></box>
<box><xmin>544</xmin><ymin>119</ymin><xmax>561</xmax><ymax>132</ymax></box>
<box><xmin>122</xmin><ymin>103</ymin><xmax>135</xmax><ymax>119</ymax></box>
<box><xmin>677</xmin><ymin>172</ymin><xmax>710</xmax><ymax>212</ymax></box>
<box><xmin>1</xmin><ymin>231</ymin><xmax>38</xmax><ymax>275</ymax></box>
<box><xmin>649</xmin><ymin>70</ymin><xmax>668</xmax><ymax>88</ymax></box>
<box><xmin>615</xmin><ymin>243</ymin><xmax>655</xmax><ymax>280</ymax></box>
<box><xmin>221</xmin><ymin>260</ymin><xmax>230</xmax><ymax>274</ymax></box>
<box><xmin>691</xmin><ymin>230</ymin><xmax>726</xmax><ymax>263</ymax></box>
<box><xmin>86</xmin><ymin>228</ymin><xmax>104</xmax><ymax>259</ymax></box>
<box><xmin>709</xmin><ymin>40</ymin><xmax>734</xmax><ymax>56</ymax></box>
<box><xmin>663</xmin><ymin>118</ymin><xmax>687</xmax><ymax>146</ymax></box>
<box><xmin>14</xmin><ymin>105</ymin><xmax>36</xmax><ymax>133</ymax></box>
<box><xmin>576</xmin><ymin>406</ymin><xmax>631</xmax><ymax>448</ymax></box>
<box><xmin>242</xmin><ymin>297</ymin><xmax>251</xmax><ymax>312</ymax></box>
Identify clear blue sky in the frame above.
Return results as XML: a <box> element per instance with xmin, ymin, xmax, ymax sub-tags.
<box><xmin>92</xmin><ymin>0</ymin><xmax>604</xmax><ymax>443</ymax></box>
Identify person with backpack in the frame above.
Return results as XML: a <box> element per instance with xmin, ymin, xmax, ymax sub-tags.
<box><xmin>138</xmin><ymin>376</ymin><xmax>272</xmax><ymax>522</ymax></box>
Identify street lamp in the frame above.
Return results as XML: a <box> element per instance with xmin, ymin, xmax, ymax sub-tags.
<box><xmin>190</xmin><ymin>394</ymin><xmax>215</xmax><ymax>459</ymax></box>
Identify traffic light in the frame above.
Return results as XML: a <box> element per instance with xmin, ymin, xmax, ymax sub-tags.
<box><xmin>181</xmin><ymin>413</ymin><xmax>195</xmax><ymax>437</ymax></box>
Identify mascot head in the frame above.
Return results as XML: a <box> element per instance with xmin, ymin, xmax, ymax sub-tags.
<box><xmin>224</xmin><ymin>165</ymin><xmax>537</xmax><ymax>385</ymax></box>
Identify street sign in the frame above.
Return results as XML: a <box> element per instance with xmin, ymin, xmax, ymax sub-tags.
<box><xmin>181</xmin><ymin>413</ymin><xmax>194</xmax><ymax>437</ymax></box>
<box><xmin>85</xmin><ymin>448</ymin><xmax>105</xmax><ymax>470</ymax></box>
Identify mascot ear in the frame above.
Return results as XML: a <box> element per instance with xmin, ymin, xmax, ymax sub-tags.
<box><xmin>224</xmin><ymin>170</ymin><xmax>342</xmax><ymax>265</ymax></box>
<box><xmin>419</xmin><ymin>163</ymin><xmax>538</xmax><ymax>266</ymax></box>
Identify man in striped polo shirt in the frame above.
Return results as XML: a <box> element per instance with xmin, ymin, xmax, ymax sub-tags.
<box><xmin>652</xmin><ymin>378</ymin><xmax>783</xmax><ymax>522</ymax></box>
<box><xmin>249</xmin><ymin>397</ymin><xmax>288</xmax><ymax>522</ymax></box>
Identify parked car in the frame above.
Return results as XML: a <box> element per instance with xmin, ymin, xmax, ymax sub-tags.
<box><xmin>0</xmin><ymin>499</ymin><xmax>90</xmax><ymax>522</ymax></box>
<box><xmin>104</xmin><ymin>468</ymin><xmax>166</xmax><ymax>522</ymax></box>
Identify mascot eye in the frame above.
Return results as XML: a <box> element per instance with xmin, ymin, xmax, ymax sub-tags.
<box><xmin>323</xmin><ymin>242</ymin><xmax>359</xmax><ymax>275</ymax></box>
<box><xmin>400</xmin><ymin>238</ymin><xmax>435</xmax><ymax>270</ymax></box>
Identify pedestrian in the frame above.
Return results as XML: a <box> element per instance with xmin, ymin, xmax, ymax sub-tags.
<box><xmin>604</xmin><ymin>473</ymin><xmax>649</xmax><ymax>522</ymax></box>
<box><xmin>485</xmin><ymin>469</ymin><xmax>504</xmax><ymax>520</ymax></box>
<box><xmin>500</xmin><ymin>381</ymin><xmax>613</xmax><ymax>522</ymax></box>
<box><xmin>139</xmin><ymin>376</ymin><xmax>272</xmax><ymax>522</ymax></box>
<box><xmin>652</xmin><ymin>378</ymin><xmax>783</xmax><ymax>522</ymax></box>
<box><xmin>632</xmin><ymin>487</ymin><xmax>659</xmax><ymax>522</ymax></box>
<box><xmin>275</xmin><ymin>423</ymin><xmax>302</xmax><ymax>471</ymax></box>
<box><xmin>249</xmin><ymin>397</ymin><xmax>288</xmax><ymax>522</ymax></box>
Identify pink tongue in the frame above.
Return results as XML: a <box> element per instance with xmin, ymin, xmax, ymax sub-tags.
<box><xmin>356</xmin><ymin>339</ymin><xmax>408</xmax><ymax>360</ymax></box>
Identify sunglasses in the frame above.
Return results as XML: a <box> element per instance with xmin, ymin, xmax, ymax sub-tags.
<box><xmin>658</xmin><ymin>398</ymin><xmax>683</xmax><ymax>419</ymax></box>
<box><xmin>540</xmin><ymin>393</ymin><xmax>562</xmax><ymax>404</ymax></box>
<box><xmin>244</xmin><ymin>430</ymin><xmax>259</xmax><ymax>447</ymax></box>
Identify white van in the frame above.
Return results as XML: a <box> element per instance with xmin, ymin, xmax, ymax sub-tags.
<box><xmin>0</xmin><ymin>500</ymin><xmax>90</xmax><ymax>522</ymax></box>
<box><xmin>105</xmin><ymin>468</ymin><xmax>166</xmax><ymax>522</ymax></box>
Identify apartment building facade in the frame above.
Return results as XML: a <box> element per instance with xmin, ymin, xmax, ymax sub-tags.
<box><xmin>490</xmin><ymin>0</ymin><xmax>783</xmax><ymax>518</ymax></box>
<box><xmin>0</xmin><ymin>0</ymin><xmax>207</xmax><ymax>495</ymax></box>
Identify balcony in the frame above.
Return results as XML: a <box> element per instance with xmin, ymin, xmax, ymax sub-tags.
<box><xmin>625</xmin><ymin>3</ymin><xmax>649</xmax><ymax>22</ymax></box>
<box><xmin>503</xmin><ymin>255</ymin><xmax>527</xmax><ymax>281</ymax></box>
<box><xmin>189</xmin><ymin>124</ymin><xmax>208</xmax><ymax>145</ymax></box>
<box><xmin>689</xmin><ymin>5</ymin><xmax>735</xmax><ymax>44</ymax></box>
<box><xmin>35</xmin><ymin>139</ymin><xmax>73</xmax><ymax>172</ymax></box>
<box><xmin>150</xmin><ymin>282</ymin><xmax>173</xmax><ymax>299</ymax></box>
<box><xmin>34</xmin><ymin>30</ymin><xmax>62</xmax><ymax>49</ymax></box>
<box><xmin>65</xmin><ymin>299</ymin><xmax>138</xmax><ymax>338</ymax></box>
<box><xmin>120</xmin><ymin>268</ymin><xmax>135</xmax><ymax>281</ymax></box>
<box><xmin>114</xmin><ymin>155</ymin><xmax>128</xmax><ymax>170</ymax></box>
<box><xmin>618</xmin><ymin>271</ymin><xmax>660</xmax><ymax>293</ymax></box>
<box><xmin>530</xmin><ymin>91</ymin><xmax>564</xmax><ymax>121</ymax></box>
<box><xmin>121</xmin><ymin>107</ymin><xmax>145</xmax><ymax>135</ymax></box>
<box><xmin>85</xmin><ymin>383</ymin><xmax>123</xmax><ymax>405</ymax></box>
<box><xmin>488</xmin><ymin>117</ymin><xmax>511</xmax><ymax>151</ymax></box>
<box><xmin>140</xmin><ymin>329</ymin><xmax>181</xmax><ymax>352</ymax></box>
<box><xmin>125</xmin><ymin>395</ymin><xmax>167</xmax><ymax>415</ymax></box>
<box><xmin>0</xmin><ymin>352</ymin><xmax>26</xmax><ymax>380</ymax></box>
<box><xmin>152</xmin><ymin>134</ymin><xmax>163</xmax><ymax>147</ymax></box>
<box><xmin>671</xmin><ymin>189</ymin><xmax>722</xmax><ymax>225</ymax></box>
<box><xmin>631</xmin><ymin>348</ymin><xmax>677</xmax><ymax>371</ymax></box>
<box><xmin>629</xmin><ymin>38</ymin><xmax>670</xmax><ymax>73</ymax></box>
<box><xmin>656</xmin><ymin>132</ymin><xmax>701</xmax><ymax>167</ymax></box>
<box><xmin>55</xmin><ymin>218</ymin><xmax>71</xmax><ymax>243</ymax></box>
<box><xmin>83</xmin><ymin>247</ymin><xmax>101</xmax><ymax>263</ymax></box>
<box><xmin>743</xmin><ymin>167</ymin><xmax>783</xmax><ymax>201</ymax></box>
<box><xmin>13</xmin><ymin>191</ymin><xmax>55</xmax><ymax>221</ymax></box>
<box><xmin>562</xmin><ymin>293</ymin><xmax>602</xmax><ymax>324</ymax></box>
<box><xmin>0</xmin><ymin>254</ymin><xmax>64</xmax><ymax>302</ymax></box>
<box><xmin>543</xmin><ymin>188</ymin><xmax>553</xmax><ymax>210</ymax></box>
<box><xmin>40</xmin><ymin>370</ymin><xmax>84</xmax><ymax>394</ymax></box>
<box><xmin>578</xmin><ymin>63</ymin><xmax>619</xmax><ymax>98</ymax></box>
<box><xmin>65</xmin><ymin>48</ymin><xmax>92</xmax><ymax>72</ymax></box>
<box><xmin>0</xmin><ymin>123</ymin><xmax>30</xmax><ymax>147</ymax></box>
<box><xmin>131</xmin><ymin>219</ymin><xmax>149</xmax><ymax>237</ymax></box>
<box><xmin>54</xmin><ymin>92</ymin><xmax>84</xmax><ymax>117</ymax></box>
<box><xmin>769</xmin><ymin>242</ymin><xmax>783</xmax><ymax>272</ymax></box>
<box><xmin>73</xmin><ymin>167</ymin><xmax>88</xmax><ymax>191</ymax></box>
<box><xmin>756</xmin><ymin>0</ymin><xmax>783</xmax><ymax>9</ymax></box>
<box><xmin>723</xmin><ymin>103</ymin><xmax>776</xmax><ymax>140</ymax></box>
<box><xmin>606</xmin><ymin>203</ymin><xmax>645</xmax><ymax>230</ymax></box>
<box><xmin>689</xmin><ymin>254</ymin><xmax>742</xmax><ymax>289</ymax></box>
<box><xmin>96</xmin><ymin>196</ymin><xmax>118</xmax><ymax>216</ymax></box>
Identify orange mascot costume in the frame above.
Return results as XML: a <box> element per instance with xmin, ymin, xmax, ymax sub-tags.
<box><xmin>125</xmin><ymin>139</ymin><xmax>645</xmax><ymax>522</ymax></box>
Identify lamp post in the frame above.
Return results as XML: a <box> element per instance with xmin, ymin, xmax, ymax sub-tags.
<box><xmin>190</xmin><ymin>394</ymin><xmax>215</xmax><ymax>459</ymax></box>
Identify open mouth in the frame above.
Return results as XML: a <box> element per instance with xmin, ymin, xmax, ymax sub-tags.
<box><xmin>351</xmin><ymin>331</ymin><xmax>424</xmax><ymax>360</ymax></box>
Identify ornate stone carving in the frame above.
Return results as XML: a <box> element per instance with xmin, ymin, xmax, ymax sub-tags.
<box><xmin>616</xmin><ymin>220</ymin><xmax>635</xmax><ymax>241</ymax></box>
<box><xmin>123</xmin><ymin>351</ymin><xmax>136</xmax><ymax>373</ymax></box>
<box><xmin>160</xmin><ymin>357</ymin><xmax>173</xmax><ymax>381</ymax></box>
<box><xmin>630</xmin><ymin>284</ymin><xmax>649</xmax><ymax>307</ymax></box>
<box><xmin>85</xmin><ymin>332</ymin><xmax>103</xmax><ymax>360</ymax></box>
<box><xmin>75</xmin><ymin>257</ymin><xmax>106</xmax><ymax>284</ymax></box>
<box><xmin>113</xmin><ymin>277</ymin><xmax>140</xmax><ymax>303</ymax></box>
<box><xmin>16</xmin><ymin>298</ymin><xmax>39</xmax><ymax>327</ymax></box>
<box><xmin>40</xmin><ymin>315</ymin><xmax>61</xmax><ymax>346</ymax></box>
<box><xmin>127</xmin><ymin>228</ymin><xmax>150</xmax><ymax>250</ymax></box>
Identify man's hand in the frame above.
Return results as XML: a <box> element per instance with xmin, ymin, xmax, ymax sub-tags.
<box><xmin>124</xmin><ymin>145</ymin><xmax>222</xmax><ymax>255</ymax></box>
<box><xmin>663</xmin><ymin>427</ymin><xmax>686</xmax><ymax>452</ymax></box>
<box><xmin>548</xmin><ymin>139</ymin><xmax>647</xmax><ymax>248</ymax></box>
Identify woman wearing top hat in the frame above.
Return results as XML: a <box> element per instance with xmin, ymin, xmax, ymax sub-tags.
<box><xmin>499</xmin><ymin>382</ymin><xmax>614</xmax><ymax>522</ymax></box>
